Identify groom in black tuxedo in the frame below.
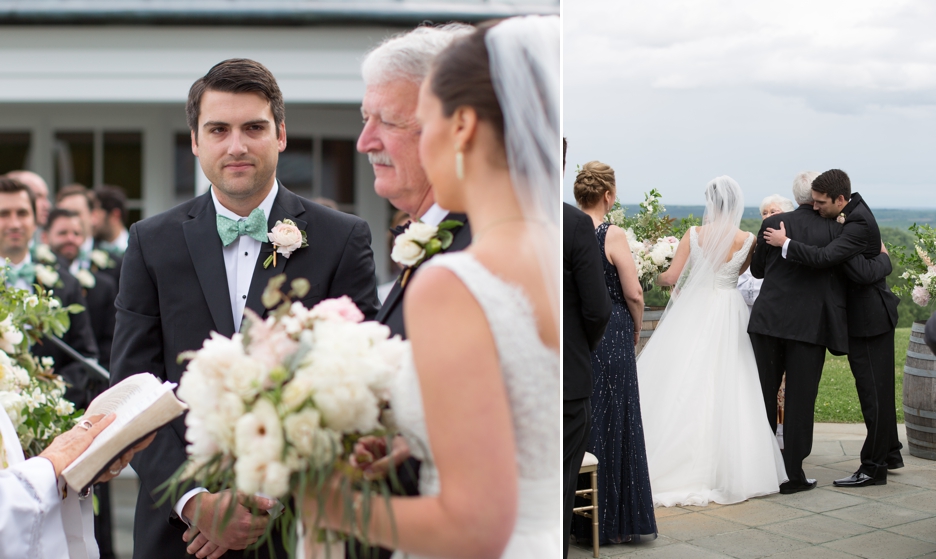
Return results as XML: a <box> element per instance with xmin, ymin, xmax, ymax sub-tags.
<box><xmin>749</xmin><ymin>171</ymin><xmax>891</xmax><ymax>494</ymax></box>
<box><xmin>765</xmin><ymin>169</ymin><xmax>901</xmax><ymax>487</ymax></box>
<box><xmin>110</xmin><ymin>59</ymin><xmax>379</xmax><ymax>559</ymax></box>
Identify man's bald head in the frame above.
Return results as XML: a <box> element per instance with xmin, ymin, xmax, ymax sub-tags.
<box><xmin>4</xmin><ymin>170</ymin><xmax>50</xmax><ymax>227</ymax></box>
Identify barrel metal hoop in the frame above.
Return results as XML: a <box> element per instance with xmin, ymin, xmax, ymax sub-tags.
<box><xmin>904</xmin><ymin>365</ymin><xmax>936</xmax><ymax>378</ymax></box>
<box><xmin>907</xmin><ymin>350</ymin><xmax>936</xmax><ymax>361</ymax></box>
<box><xmin>904</xmin><ymin>405</ymin><xmax>936</xmax><ymax>420</ymax></box>
<box><xmin>909</xmin><ymin>335</ymin><xmax>928</xmax><ymax>345</ymax></box>
<box><xmin>905</xmin><ymin>421</ymin><xmax>936</xmax><ymax>434</ymax></box>
<box><xmin>907</xmin><ymin>437</ymin><xmax>936</xmax><ymax>450</ymax></box>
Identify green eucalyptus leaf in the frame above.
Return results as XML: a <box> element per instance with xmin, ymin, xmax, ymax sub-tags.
<box><xmin>438</xmin><ymin>229</ymin><xmax>454</xmax><ymax>249</ymax></box>
<box><xmin>437</xmin><ymin>220</ymin><xmax>463</xmax><ymax>230</ymax></box>
<box><xmin>290</xmin><ymin>278</ymin><xmax>311</xmax><ymax>299</ymax></box>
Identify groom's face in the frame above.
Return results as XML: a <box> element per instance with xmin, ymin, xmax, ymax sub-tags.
<box><xmin>192</xmin><ymin>90</ymin><xmax>286</xmax><ymax>206</ymax></box>
<box><xmin>812</xmin><ymin>191</ymin><xmax>847</xmax><ymax>219</ymax></box>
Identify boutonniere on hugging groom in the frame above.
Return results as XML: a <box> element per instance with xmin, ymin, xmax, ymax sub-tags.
<box><xmin>390</xmin><ymin>219</ymin><xmax>464</xmax><ymax>287</ymax></box>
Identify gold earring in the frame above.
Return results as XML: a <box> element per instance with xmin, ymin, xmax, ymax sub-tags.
<box><xmin>455</xmin><ymin>150</ymin><xmax>465</xmax><ymax>181</ymax></box>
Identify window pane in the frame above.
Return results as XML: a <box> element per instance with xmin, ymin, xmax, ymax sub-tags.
<box><xmin>54</xmin><ymin>132</ymin><xmax>93</xmax><ymax>189</ymax></box>
<box><xmin>175</xmin><ymin>133</ymin><xmax>196</xmax><ymax>198</ymax></box>
<box><xmin>0</xmin><ymin>132</ymin><xmax>31</xmax><ymax>174</ymax></box>
<box><xmin>103</xmin><ymin>132</ymin><xmax>142</xmax><ymax>200</ymax></box>
<box><xmin>277</xmin><ymin>138</ymin><xmax>314</xmax><ymax>198</ymax></box>
<box><xmin>321</xmin><ymin>139</ymin><xmax>355</xmax><ymax>209</ymax></box>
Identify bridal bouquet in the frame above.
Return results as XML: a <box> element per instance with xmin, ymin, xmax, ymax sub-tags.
<box><xmin>891</xmin><ymin>224</ymin><xmax>936</xmax><ymax>307</ymax></box>
<box><xmin>168</xmin><ymin>275</ymin><xmax>406</xmax><ymax>553</ymax></box>
<box><xmin>0</xmin><ymin>276</ymin><xmax>83</xmax><ymax>459</ymax></box>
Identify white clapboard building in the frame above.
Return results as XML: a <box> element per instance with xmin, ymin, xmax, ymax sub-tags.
<box><xmin>0</xmin><ymin>0</ymin><xmax>557</xmax><ymax>281</ymax></box>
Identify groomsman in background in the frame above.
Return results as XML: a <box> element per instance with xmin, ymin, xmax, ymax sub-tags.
<box><xmin>93</xmin><ymin>185</ymin><xmax>130</xmax><ymax>257</ymax></box>
<box><xmin>350</xmin><ymin>24</ymin><xmax>474</xmax><ymax>559</ymax></box>
<box><xmin>765</xmin><ymin>169</ymin><xmax>902</xmax><ymax>487</ymax></box>
<box><xmin>562</xmin><ymin>201</ymin><xmax>611</xmax><ymax>559</ymax></box>
<box><xmin>56</xmin><ymin>185</ymin><xmax>123</xmax><ymax>287</ymax></box>
<box><xmin>4</xmin><ymin>170</ymin><xmax>52</xmax><ymax>243</ymax></box>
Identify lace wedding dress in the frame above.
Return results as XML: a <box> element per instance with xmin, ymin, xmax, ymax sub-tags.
<box><xmin>636</xmin><ymin>228</ymin><xmax>787</xmax><ymax>507</ymax></box>
<box><xmin>390</xmin><ymin>252</ymin><xmax>561</xmax><ymax>559</ymax></box>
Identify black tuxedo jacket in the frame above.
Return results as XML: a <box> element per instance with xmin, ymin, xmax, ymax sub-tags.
<box><xmin>30</xmin><ymin>268</ymin><xmax>99</xmax><ymax>409</ymax></box>
<box><xmin>83</xmin><ymin>271</ymin><xmax>116</xmax><ymax>373</ymax></box>
<box><xmin>563</xmin><ymin>203</ymin><xmax>611</xmax><ymax>401</ymax></box>
<box><xmin>785</xmin><ymin>193</ymin><xmax>899</xmax><ymax>338</ymax></box>
<box><xmin>375</xmin><ymin>213</ymin><xmax>471</xmax><ymax>339</ymax></box>
<box><xmin>926</xmin><ymin>312</ymin><xmax>936</xmax><ymax>354</ymax></box>
<box><xmin>110</xmin><ymin>185</ymin><xmax>378</xmax><ymax>559</ymax></box>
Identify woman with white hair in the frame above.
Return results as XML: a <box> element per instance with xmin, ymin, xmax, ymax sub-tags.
<box><xmin>737</xmin><ymin>194</ymin><xmax>796</xmax><ymax>310</ymax></box>
<box><xmin>636</xmin><ymin>176</ymin><xmax>787</xmax><ymax>508</ymax></box>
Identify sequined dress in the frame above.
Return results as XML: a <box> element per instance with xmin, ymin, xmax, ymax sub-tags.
<box><xmin>573</xmin><ymin>223</ymin><xmax>657</xmax><ymax>544</ymax></box>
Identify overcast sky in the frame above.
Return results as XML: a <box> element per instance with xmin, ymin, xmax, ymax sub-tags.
<box><xmin>562</xmin><ymin>0</ymin><xmax>936</xmax><ymax>209</ymax></box>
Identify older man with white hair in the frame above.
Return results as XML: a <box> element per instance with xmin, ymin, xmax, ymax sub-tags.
<box><xmin>351</xmin><ymin>24</ymin><xmax>475</xmax><ymax>559</ymax></box>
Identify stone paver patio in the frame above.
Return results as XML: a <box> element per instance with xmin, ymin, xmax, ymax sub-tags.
<box><xmin>570</xmin><ymin>424</ymin><xmax>936</xmax><ymax>559</ymax></box>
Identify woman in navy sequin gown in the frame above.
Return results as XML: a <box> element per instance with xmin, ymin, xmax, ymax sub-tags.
<box><xmin>572</xmin><ymin>161</ymin><xmax>657</xmax><ymax>544</ymax></box>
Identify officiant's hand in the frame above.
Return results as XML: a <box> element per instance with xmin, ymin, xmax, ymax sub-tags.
<box><xmin>182</xmin><ymin>490</ymin><xmax>274</xmax><ymax>558</ymax></box>
<box><xmin>94</xmin><ymin>432</ymin><xmax>156</xmax><ymax>484</ymax></box>
<box><xmin>764</xmin><ymin>222</ymin><xmax>788</xmax><ymax>247</ymax></box>
<box><xmin>40</xmin><ymin>413</ymin><xmax>116</xmax><ymax>477</ymax></box>
<box><xmin>351</xmin><ymin>435</ymin><xmax>410</xmax><ymax>480</ymax></box>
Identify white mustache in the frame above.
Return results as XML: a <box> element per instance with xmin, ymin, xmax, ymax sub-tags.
<box><xmin>368</xmin><ymin>152</ymin><xmax>393</xmax><ymax>166</ymax></box>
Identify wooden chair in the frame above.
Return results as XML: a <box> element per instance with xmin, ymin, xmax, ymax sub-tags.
<box><xmin>573</xmin><ymin>451</ymin><xmax>599</xmax><ymax>557</ymax></box>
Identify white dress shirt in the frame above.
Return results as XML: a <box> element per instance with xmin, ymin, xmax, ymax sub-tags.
<box><xmin>174</xmin><ymin>181</ymin><xmax>279</xmax><ymax>522</ymax></box>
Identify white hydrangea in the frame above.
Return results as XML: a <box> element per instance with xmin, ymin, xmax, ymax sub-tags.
<box><xmin>234</xmin><ymin>398</ymin><xmax>283</xmax><ymax>462</ymax></box>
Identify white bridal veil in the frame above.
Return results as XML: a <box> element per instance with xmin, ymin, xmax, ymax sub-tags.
<box><xmin>486</xmin><ymin>15</ymin><xmax>561</xmax><ymax>325</ymax></box>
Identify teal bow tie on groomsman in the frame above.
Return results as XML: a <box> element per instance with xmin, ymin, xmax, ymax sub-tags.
<box><xmin>5</xmin><ymin>262</ymin><xmax>35</xmax><ymax>285</ymax></box>
<box><xmin>216</xmin><ymin>208</ymin><xmax>268</xmax><ymax>246</ymax></box>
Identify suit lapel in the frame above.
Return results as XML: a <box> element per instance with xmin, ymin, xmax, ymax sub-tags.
<box><xmin>182</xmin><ymin>193</ymin><xmax>236</xmax><ymax>337</ymax></box>
<box><xmin>244</xmin><ymin>184</ymin><xmax>307</xmax><ymax>321</ymax></box>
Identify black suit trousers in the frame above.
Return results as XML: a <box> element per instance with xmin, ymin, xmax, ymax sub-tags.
<box><xmin>563</xmin><ymin>398</ymin><xmax>591</xmax><ymax>559</ymax></box>
<box><xmin>848</xmin><ymin>330</ymin><xmax>901</xmax><ymax>476</ymax></box>
<box><xmin>750</xmin><ymin>333</ymin><xmax>825</xmax><ymax>485</ymax></box>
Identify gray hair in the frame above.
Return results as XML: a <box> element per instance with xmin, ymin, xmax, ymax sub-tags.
<box><xmin>791</xmin><ymin>171</ymin><xmax>820</xmax><ymax>205</ymax></box>
<box><xmin>361</xmin><ymin>24</ymin><xmax>474</xmax><ymax>86</ymax></box>
<box><xmin>759</xmin><ymin>194</ymin><xmax>796</xmax><ymax>214</ymax></box>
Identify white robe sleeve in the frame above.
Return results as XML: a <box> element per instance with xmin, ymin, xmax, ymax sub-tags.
<box><xmin>0</xmin><ymin>457</ymin><xmax>70</xmax><ymax>559</ymax></box>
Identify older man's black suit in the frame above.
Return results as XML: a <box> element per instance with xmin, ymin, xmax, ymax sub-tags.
<box><xmin>785</xmin><ymin>193</ymin><xmax>902</xmax><ymax>478</ymax></box>
<box><xmin>110</xmin><ymin>185</ymin><xmax>379</xmax><ymax>559</ymax></box>
<box><xmin>749</xmin><ymin>204</ymin><xmax>890</xmax><ymax>487</ymax></box>
<box><xmin>562</xmin><ymin>203</ymin><xmax>611</xmax><ymax>559</ymax></box>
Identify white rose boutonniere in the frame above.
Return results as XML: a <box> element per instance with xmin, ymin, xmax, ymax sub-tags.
<box><xmin>390</xmin><ymin>219</ymin><xmax>464</xmax><ymax>287</ymax></box>
<box><xmin>33</xmin><ymin>244</ymin><xmax>57</xmax><ymax>265</ymax></box>
<box><xmin>264</xmin><ymin>219</ymin><xmax>308</xmax><ymax>269</ymax></box>
<box><xmin>34</xmin><ymin>264</ymin><xmax>60</xmax><ymax>288</ymax></box>
<box><xmin>75</xmin><ymin>268</ymin><xmax>96</xmax><ymax>289</ymax></box>
<box><xmin>837</xmin><ymin>212</ymin><xmax>846</xmax><ymax>224</ymax></box>
<box><xmin>90</xmin><ymin>249</ymin><xmax>114</xmax><ymax>270</ymax></box>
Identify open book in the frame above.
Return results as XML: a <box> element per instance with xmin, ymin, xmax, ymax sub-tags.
<box><xmin>62</xmin><ymin>373</ymin><xmax>187</xmax><ymax>492</ymax></box>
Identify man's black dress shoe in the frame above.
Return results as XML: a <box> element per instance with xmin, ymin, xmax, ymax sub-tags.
<box><xmin>833</xmin><ymin>471</ymin><xmax>886</xmax><ymax>487</ymax></box>
<box><xmin>779</xmin><ymin>479</ymin><xmax>817</xmax><ymax>494</ymax></box>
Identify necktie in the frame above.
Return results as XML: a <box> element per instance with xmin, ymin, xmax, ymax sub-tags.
<box><xmin>5</xmin><ymin>262</ymin><xmax>36</xmax><ymax>286</ymax></box>
<box><xmin>216</xmin><ymin>208</ymin><xmax>268</xmax><ymax>247</ymax></box>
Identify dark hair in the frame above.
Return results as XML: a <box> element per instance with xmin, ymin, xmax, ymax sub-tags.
<box><xmin>430</xmin><ymin>21</ymin><xmax>505</xmax><ymax>150</ymax></box>
<box><xmin>0</xmin><ymin>176</ymin><xmax>36</xmax><ymax>217</ymax></box>
<box><xmin>45</xmin><ymin>208</ymin><xmax>80</xmax><ymax>232</ymax></box>
<box><xmin>95</xmin><ymin>184</ymin><xmax>127</xmax><ymax>221</ymax></box>
<box><xmin>573</xmin><ymin>161</ymin><xmax>616</xmax><ymax>209</ymax></box>
<box><xmin>187</xmin><ymin>58</ymin><xmax>285</xmax><ymax>140</ymax></box>
<box><xmin>811</xmin><ymin>169</ymin><xmax>851</xmax><ymax>202</ymax></box>
<box><xmin>56</xmin><ymin>183</ymin><xmax>96</xmax><ymax>211</ymax></box>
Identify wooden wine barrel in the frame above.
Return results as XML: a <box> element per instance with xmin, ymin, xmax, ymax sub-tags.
<box><xmin>635</xmin><ymin>306</ymin><xmax>665</xmax><ymax>356</ymax></box>
<box><xmin>903</xmin><ymin>321</ymin><xmax>936</xmax><ymax>460</ymax></box>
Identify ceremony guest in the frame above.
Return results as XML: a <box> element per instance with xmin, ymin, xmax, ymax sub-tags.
<box><xmin>765</xmin><ymin>169</ymin><xmax>902</xmax><ymax>487</ymax></box>
<box><xmin>737</xmin><ymin>194</ymin><xmax>797</xmax><ymax>310</ymax></box>
<box><xmin>350</xmin><ymin>23</ymin><xmax>472</xmax><ymax>559</ymax></box>
<box><xmin>109</xmin><ymin>58</ymin><xmax>379</xmax><ymax>559</ymax></box>
<box><xmin>0</xmin><ymin>177</ymin><xmax>99</xmax><ymax>409</ymax></box>
<box><xmin>751</xmin><ymin>170</ymin><xmax>891</xmax><ymax>493</ymax></box>
<box><xmin>92</xmin><ymin>185</ymin><xmax>129</xmax><ymax>257</ymax></box>
<box><xmin>56</xmin><ymin>185</ymin><xmax>122</xmax><ymax>288</ymax></box>
<box><xmin>572</xmin><ymin>161</ymin><xmax>656</xmax><ymax>544</ymax></box>
<box><xmin>0</xmin><ymin>410</ymin><xmax>151</xmax><ymax>558</ymax></box>
<box><xmin>306</xmin><ymin>16</ymin><xmax>560</xmax><ymax>558</ymax></box>
<box><xmin>563</xmin><ymin>201</ymin><xmax>611</xmax><ymax>558</ymax></box>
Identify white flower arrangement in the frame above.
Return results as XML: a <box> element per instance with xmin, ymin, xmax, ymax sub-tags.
<box><xmin>390</xmin><ymin>219</ymin><xmax>463</xmax><ymax>286</ymax></box>
<box><xmin>265</xmin><ymin>219</ymin><xmax>308</xmax><ymax>269</ymax></box>
<box><xmin>891</xmin><ymin>224</ymin><xmax>936</xmax><ymax>308</ymax></box>
<box><xmin>75</xmin><ymin>269</ymin><xmax>96</xmax><ymax>289</ymax></box>
<box><xmin>168</xmin><ymin>275</ymin><xmax>405</xmax><ymax>553</ymax></box>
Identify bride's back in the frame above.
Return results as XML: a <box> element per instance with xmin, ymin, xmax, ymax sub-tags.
<box><xmin>694</xmin><ymin>225</ymin><xmax>752</xmax><ymax>264</ymax></box>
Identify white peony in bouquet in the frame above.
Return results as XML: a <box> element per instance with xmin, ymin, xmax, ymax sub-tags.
<box><xmin>167</xmin><ymin>275</ymin><xmax>406</xmax><ymax>555</ymax></box>
<box><xmin>891</xmin><ymin>224</ymin><xmax>936</xmax><ymax>308</ymax></box>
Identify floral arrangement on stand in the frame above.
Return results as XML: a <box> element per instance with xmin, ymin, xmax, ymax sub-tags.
<box><xmin>605</xmin><ymin>188</ymin><xmax>699</xmax><ymax>291</ymax></box>
<box><xmin>0</xmin><ymin>272</ymin><xmax>85</xmax><ymax>463</ymax></box>
<box><xmin>164</xmin><ymin>275</ymin><xmax>406</xmax><ymax>556</ymax></box>
<box><xmin>890</xmin><ymin>224</ymin><xmax>936</xmax><ymax>308</ymax></box>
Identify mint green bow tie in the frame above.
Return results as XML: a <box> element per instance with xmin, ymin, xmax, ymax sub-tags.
<box><xmin>216</xmin><ymin>208</ymin><xmax>268</xmax><ymax>246</ymax></box>
<box><xmin>5</xmin><ymin>262</ymin><xmax>36</xmax><ymax>285</ymax></box>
